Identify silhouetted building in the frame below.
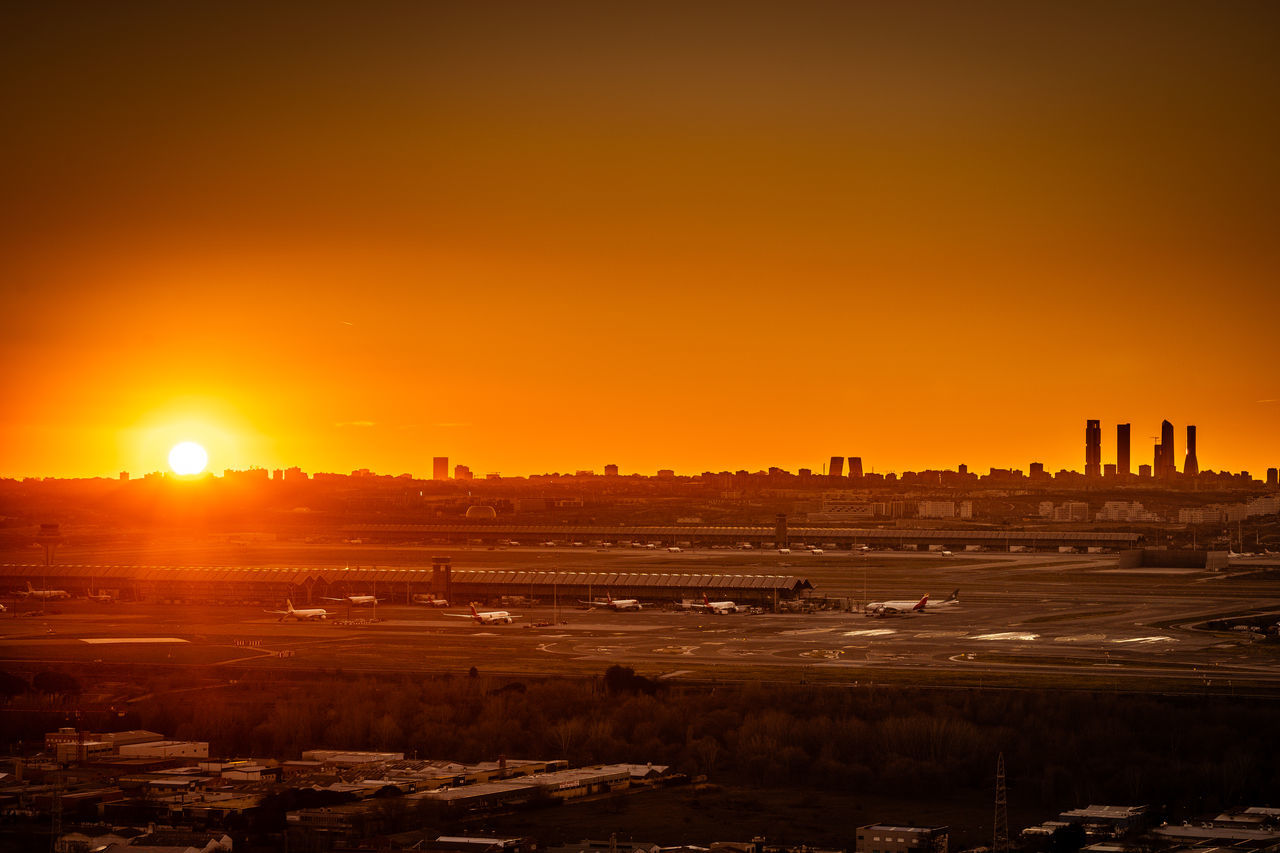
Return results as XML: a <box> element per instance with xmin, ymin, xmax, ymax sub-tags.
<box><xmin>1139</xmin><ymin>464</ymin><xmax>1152</xmax><ymax>478</ymax></box>
<box><xmin>433</xmin><ymin>457</ymin><xmax>449</xmax><ymax>480</ymax></box>
<box><xmin>1029</xmin><ymin>461</ymin><xmax>1044</xmax><ymax>478</ymax></box>
<box><xmin>1085</xmin><ymin>420</ymin><xmax>1102</xmax><ymax>478</ymax></box>
<box><xmin>958</xmin><ymin>463</ymin><xmax>968</xmax><ymax>476</ymax></box>
<box><xmin>1267</xmin><ymin>468</ymin><xmax>1278</xmax><ymax>487</ymax></box>
<box><xmin>604</xmin><ymin>464</ymin><xmax>619</xmax><ymax>477</ymax></box>
<box><xmin>1158</xmin><ymin>419</ymin><xmax>1176</xmax><ymax>478</ymax></box>
<box><xmin>1117</xmin><ymin>423</ymin><xmax>1131</xmax><ymax>477</ymax></box>
<box><xmin>453</xmin><ymin>464</ymin><xmax>473</xmax><ymax>481</ymax></box>
<box><xmin>829</xmin><ymin>456</ymin><xmax>844</xmax><ymax>478</ymax></box>
<box><xmin>848</xmin><ymin>457</ymin><xmax>863</xmax><ymax>478</ymax></box>
<box><xmin>119</xmin><ymin>471</ymin><xmax>129</xmax><ymax>481</ymax></box>
<box><xmin>1184</xmin><ymin>425</ymin><xmax>1199</xmax><ymax>476</ymax></box>
<box><xmin>1104</xmin><ymin>463</ymin><xmax>1117</xmax><ymax>478</ymax></box>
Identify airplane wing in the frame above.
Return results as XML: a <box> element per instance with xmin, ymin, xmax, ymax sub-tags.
<box><xmin>443</xmin><ymin>613</ymin><xmax>477</xmax><ymax>619</ymax></box>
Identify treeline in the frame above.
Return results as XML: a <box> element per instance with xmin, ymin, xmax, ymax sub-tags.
<box><xmin>7</xmin><ymin>667</ymin><xmax>1278</xmax><ymax>812</ymax></box>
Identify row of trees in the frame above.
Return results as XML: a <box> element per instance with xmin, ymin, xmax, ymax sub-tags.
<box><xmin>6</xmin><ymin>665</ymin><xmax>1278</xmax><ymax>812</ymax></box>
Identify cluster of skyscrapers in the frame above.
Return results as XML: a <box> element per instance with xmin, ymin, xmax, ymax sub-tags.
<box><xmin>1086</xmin><ymin>419</ymin><xmax>1199</xmax><ymax>480</ymax></box>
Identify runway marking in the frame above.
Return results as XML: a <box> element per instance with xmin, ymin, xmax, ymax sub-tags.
<box><xmin>654</xmin><ymin>645</ymin><xmax>698</xmax><ymax>655</ymax></box>
<box><xmin>843</xmin><ymin>628</ymin><xmax>897</xmax><ymax>637</ymax></box>
<box><xmin>81</xmin><ymin>637</ymin><xmax>188</xmax><ymax>644</ymax></box>
<box><xmin>972</xmin><ymin>632</ymin><xmax>1040</xmax><ymax>641</ymax></box>
<box><xmin>1054</xmin><ymin>634</ymin><xmax>1107</xmax><ymax>643</ymax></box>
<box><xmin>1112</xmin><ymin>636</ymin><xmax>1176</xmax><ymax>644</ymax></box>
<box><xmin>912</xmin><ymin>631</ymin><xmax>968</xmax><ymax>638</ymax></box>
<box><xmin>780</xmin><ymin>627</ymin><xmax>837</xmax><ymax>636</ymax></box>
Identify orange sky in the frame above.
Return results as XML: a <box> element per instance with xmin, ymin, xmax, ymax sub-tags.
<box><xmin>2</xmin><ymin>1</ymin><xmax>1278</xmax><ymax>479</ymax></box>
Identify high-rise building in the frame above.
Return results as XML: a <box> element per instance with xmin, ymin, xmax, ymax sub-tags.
<box><xmin>1029</xmin><ymin>462</ymin><xmax>1045</xmax><ymax>478</ymax></box>
<box><xmin>1183</xmin><ymin>425</ymin><xmax>1199</xmax><ymax>476</ymax></box>
<box><xmin>1116</xmin><ymin>423</ymin><xmax>1131</xmax><ymax>477</ymax></box>
<box><xmin>1267</xmin><ymin>468</ymin><xmax>1278</xmax><ymax>487</ymax></box>
<box><xmin>1085</xmin><ymin>420</ymin><xmax>1102</xmax><ymax>478</ymax></box>
<box><xmin>829</xmin><ymin>456</ymin><xmax>844</xmax><ymax>478</ymax></box>
<box><xmin>433</xmin><ymin>457</ymin><xmax>449</xmax><ymax>480</ymax></box>
<box><xmin>453</xmin><ymin>464</ymin><xmax>472</xmax><ymax>480</ymax></box>
<box><xmin>1160</xmin><ymin>420</ymin><xmax>1176</xmax><ymax>478</ymax></box>
<box><xmin>847</xmin><ymin>457</ymin><xmax>863</xmax><ymax>478</ymax></box>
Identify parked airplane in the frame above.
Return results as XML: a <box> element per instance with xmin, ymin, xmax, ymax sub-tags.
<box><xmin>667</xmin><ymin>546</ymin><xmax>683</xmax><ymax>552</ymax></box>
<box><xmin>694</xmin><ymin>593</ymin><xmax>739</xmax><ymax>614</ymax></box>
<box><xmin>323</xmin><ymin>593</ymin><xmax>382</xmax><ymax>606</ymax></box>
<box><xmin>809</xmin><ymin>548</ymin><xmax>824</xmax><ymax>555</ymax></box>
<box><xmin>582</xmin><ymin>592</ymin><xmax>643</xmax><ymax>611</ymax></box>
<box><xmin>19</xmin><ymin>582</ymin><xmax>70</xmax><ymax>601</ymax></box>
<box><xmin>446</xmin><ymin>604</ymin><xmax>522</xmax><ymax>625</ymax></box>
<box><xmin>412</xmin><ymin>594</ymin><xmax>450</xmax><ymax>607</ymax></box>
<box><xmin>265</xmin><ymin>600</ymin><xmax>328</xmax><ymax>621</ymax></box>
<box><xmin>865</xmin><ymin>589</ymin><xmax>959</xmax><ymax>617</ymax></box>
<box><xmin>85</xmin><ymin>589</ymin><xmax>114</xmax><ymax>603</ymax></box>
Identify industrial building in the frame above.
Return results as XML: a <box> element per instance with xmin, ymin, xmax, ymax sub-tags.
<box><xmin>856</xmin><ymin>825</ymin><xmax>948</xmax><ymax>853</ymax></box>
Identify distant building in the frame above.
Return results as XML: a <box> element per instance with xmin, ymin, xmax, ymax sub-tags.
<box><xmin>1138</xmin><ymin>464</ymin><xmax>1152</xmax><ymax>478</ymax></box>
<box><xmin>957</xmin><ymin>463</ymin><xmax>968</xmax><ymax>476</ymax></box>
<box><xmin>1117</xmin><ymin>423</ymin><xmax>1131</xmax><ymax>477</ymax></box>
<box><xmin>1041</xmin><ymin>501</ymin><xmax>1089</xmax><ymax>522</ymax></box>
<box><xmin>1103</xmin><ymin>464</ymin><xmax>1117</xmax><ymax>478</ymax></box>
<box><xmin>119</xmin><ymin>471</ymin><xmax>129</xmax><ymax>481</ymax></box>
<box><xmin>272</xmin><ymin>468</ymin><xmax>284</xmax><ymax>480</ymax></box>
<box><xmin>1096</xmin><ymin>501</ymin><xmax>1161</xmax><ymax>523</ymax></box>
<box><xmin>848</xmin><ymin>457</ymin><xmax>863</xmax><ymax>478</ymax></box>
<box><xmin>917</xmin><ymin>500</ymin><xmax>956</xmax><ymax>519</ymax></box>
<box><xmin>1158</xmin><ymin>419</ymin><xmax>1176</xmax><ymax>478</ymax></box>
<box><xmin>1184</xmin><ymin>425</ymin><xmax>1199</xmax><ymax>476</ymax></box>
<box><xmin>829</xmin><ymin>456</ymin><xmax>844</xmax><ymax>478</ymax></box>
<box><xmin>1268</xmin><ymin>468</ymin><xmax>1278</xmax><ymax>487</ymax></box>
<box><xmin>1085</xmin><ymin>419</ymin><xmax>1102</xmax><ymax>478</ymax></box>
<box><xmin>454</xmin><ymin>464</ymin><xmax>473</xmax><ymax>481</ymax></box>
<box><xmin>604</xmin><ymin>464</ymin><xmax>619</xmax><ymax>477</ymax></box>
<box><xmin>656</xmin><ymin>469</ymin><xmax>675</xmax><ymax>479</ymax></box>
<box><xmin>1029</xmin><ymin>462</ymin><xmax>1045</xmax><ymax>479</ymax></box>
<box><xmin>433</xmin><ymin>457</ymin><xmax>449</xmax><ymax>480</ymax></box>
<box><xmin>284</xmin><ymin>466</ymin><xmax>307</xmax><ymax>481</ymax></box>
<box><xmin>856</xmin><ymin>825</ymin><xmax>948</xmax><ymax>853</ymax></box>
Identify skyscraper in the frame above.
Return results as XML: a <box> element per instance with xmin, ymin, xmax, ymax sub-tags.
<box><xmin>1085</xmin><ymin>420</ymin><xmax>1101</xmax><ymax>478</ymax></box>
<box><xmin>1160</xmin><ymin>419</ymin><xmax>1176</xmax><ymax>478</ymax></box>
<box><xmin>1184</xmin><ymin>425</ymin><xmax>1199</xmax><ymax>476</ymax></box>
<box><xmin>829</xmin><ymin>456</ymin><xmax>844</xmax><ymax>478</ymax></box>
<box><xmin>847</xmin><ymin>457</ymin><xmax>863</xmax><ymax>478</ymax></box>
<box><xmin>1117</xmin><ymin>423</ymin><xmax>1131</xmax><ymax>477</ymax></box>
<box><xmin>433</xmin><ymin>456</ymin><xmax>449</xmax><ymax>480</ymax></box>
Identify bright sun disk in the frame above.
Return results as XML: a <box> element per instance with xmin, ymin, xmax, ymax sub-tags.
<box><xmin>168</xmin><ymin>441</ymin><xmax>208</xmax><ymax>475</ymax></box>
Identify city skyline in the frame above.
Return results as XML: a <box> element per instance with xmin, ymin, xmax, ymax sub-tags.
<box><xmin>2</xmin><ymin>2</ymin><xmax>1278</xmax><ymax>480</ymax></box>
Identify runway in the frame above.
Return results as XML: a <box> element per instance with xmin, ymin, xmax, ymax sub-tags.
<box><xmin>3</xmin><ymin>548</ymin><xmax>1278</xmax><ymax>694</ymax></box>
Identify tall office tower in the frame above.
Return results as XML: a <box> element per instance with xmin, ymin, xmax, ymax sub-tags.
<box><xmin>432</xmin><ymin>456</ymin><xmax>449</xmax><ymax>480</ymax></box>
<box><xmin>829</xmin><ymin>456</ymin><xmax>844</xmax><ymax>478</ymax></box>
<box><xmin>847</xmin><ymin>457</ymin><xmax>863</xmax><ymax>478</ymax></box>
<box><xmin>1267</xmin><ymin>468</ymin><xmax>1278</xmax><ymax>487</ymax></box>
<box><xmin>1085</xmin><ymin>420</ymin><xmax>1102</xmax><ymax>478</ymax></box>
<box><xmin>1184</xmin><ymin>425</ymin><xmax>1199</xmax><ymax>476</ymax></box>
<box><xmin>1160</xmin><ymin>419</ymin><xmax>1176</xmax><ymax>477</ymax></box>
<box><xmin>1153</xmin><ymin>442</ymin><xmax>1163</xmax><ymax>475</ymax></box>
<box><xmin>1117</xmin><ymin>423</ymin><xmax>1131</xmax><ymax>477</ymax></box>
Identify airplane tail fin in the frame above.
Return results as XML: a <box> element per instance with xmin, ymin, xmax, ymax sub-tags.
<box><xmin>704</xmin><ymin>593</ymin><xmax>711</xmax><ymax>606</ymax></box>
<box><xmin>914</xmin><ymin>594</ymin><xmax>929</xmax><ymax>611</ymax></box>
<box><xmin>947</xmin><ymin>589</ymin><xmax>959</xmax><ymax>602</ymax></box>
<box><xmin>470</xmin><ymin>604</ymin><xmax>479</xmax><ymax>619</ymax></box>
<box><xmin>286</xmin><ymin>599</ymin><xmax>295</xmax><ymax>612</ymax></box>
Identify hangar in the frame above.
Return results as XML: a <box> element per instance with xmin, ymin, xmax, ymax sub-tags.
<box><xmin>0</xmin><ymin>563</ymin><xmax>812</xmax><ymax>607</ymax></box>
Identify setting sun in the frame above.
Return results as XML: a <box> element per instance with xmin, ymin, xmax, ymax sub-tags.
<box><xmin>168</xmin><ymin>441</ymin><xmax>209</xmax><ymax>476</ymax></box>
